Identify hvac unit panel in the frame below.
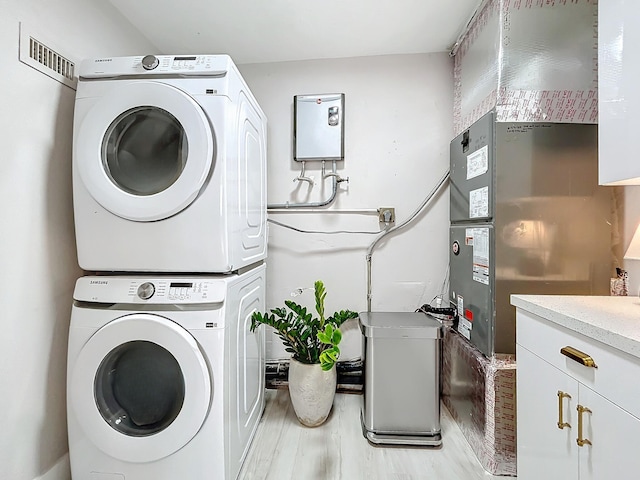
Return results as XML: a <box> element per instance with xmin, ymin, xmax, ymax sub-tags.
<box><xmin>450</xmin><ymin>111</ymin><xmax>495</xmax><ymax>223</ymax></box>
<box><xmin>449</xmin><ymin>224</ymin><xmax>495</xmax><ymax>357</ymax></box>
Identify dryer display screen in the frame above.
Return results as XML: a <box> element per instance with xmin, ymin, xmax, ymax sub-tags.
<box><xmin>170</xmin><ymin>282</ymin><xmax>193</xmax><ymax>288</ymax></box>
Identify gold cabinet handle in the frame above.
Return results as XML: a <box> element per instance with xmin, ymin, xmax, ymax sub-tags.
<box><xmin>557</xmin><ymin>391</ymin><xmax>572</xmax><ymax>429</ymax></box>
<box><xmin>577</xmin><ymin>405</ymin><xmax>592</xmax><ymax>447</ymax></box>
<box><xmin>561</xmin><ymin>346</ymin><xmax>598</xmax><ymax>368</ymax></box>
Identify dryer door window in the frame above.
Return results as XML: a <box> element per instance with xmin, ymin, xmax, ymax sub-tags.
<box><xmin>69</xmin><ymin>314</ymin><xmax>211</xmax><ymax>463</ymax></box>
<box><xmin>74</xmin><ymin>81</ymin><xmax>214</xmax><ymax>222</ymax></box>
<box><xmin>102</xmin><ymin>107</ymin><xmax>188</xmax><ymax>196</ymax></box>
<box><xmin>94</xmin><ymin>340</ymin><xmax>185</xmax><ymax>437</ymax></box>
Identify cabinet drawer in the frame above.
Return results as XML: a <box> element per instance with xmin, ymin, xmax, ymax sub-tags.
<box><xmin>516</xmin><ymin>309</ymin><xmax>640</xmax><ymax>420</ymax></box>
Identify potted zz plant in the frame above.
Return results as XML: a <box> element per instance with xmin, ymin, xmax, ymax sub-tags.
<box><xmin>250</xmin><ymin>280</ymin><xmax>358</xmax><ymax>427</ymax></box>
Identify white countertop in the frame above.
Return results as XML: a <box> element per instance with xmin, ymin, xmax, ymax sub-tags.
<box><xmin>511</xmin><ymin>295</ymin><xmax>640</xmax><ymax>359</ymax></box>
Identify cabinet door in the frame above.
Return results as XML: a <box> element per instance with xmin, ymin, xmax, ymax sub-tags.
<box><xmin>517</xmin><ymin>345</ymin><xmax>578</xmax><ymax>480</ymax></box>
<box><xmin>578</xmin><ymin>386</ymin><xmax>640</xmax><ymax>479</ymax></box>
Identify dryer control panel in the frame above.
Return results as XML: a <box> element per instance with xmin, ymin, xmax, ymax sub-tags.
<box><xmin>74</xmin><ymin>276</ymin><xmax>227</xmax><ymax>304</ymax></box>
<box><xmin>78</xmin><ymin>54</ymin><xmax>233</xmax><ymax>78</ymax></box>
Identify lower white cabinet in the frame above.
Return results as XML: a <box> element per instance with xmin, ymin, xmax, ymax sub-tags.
<box><xmin>516</xmin><ymin>310</ymin><xmax>640</xmax><ymax>479</ymax></box>
<box><xmin>517</xmin><ymin>345</ymin><xmax>576</xmax><ymax>480</ymax></box>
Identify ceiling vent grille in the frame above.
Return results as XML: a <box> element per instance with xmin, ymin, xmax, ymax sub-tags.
<box><xmin>19</xmin><ymin>23</ymin><xmax>77</xmax><ymax>90</ymax></box>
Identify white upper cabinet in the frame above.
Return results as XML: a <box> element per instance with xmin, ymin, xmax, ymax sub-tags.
<box><xmin>599</xmin><ymin>0</ymin><xmax>640</xmax><ymax>185</ymax></box>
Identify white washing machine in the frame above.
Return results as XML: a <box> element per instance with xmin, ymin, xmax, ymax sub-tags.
<box><xmin>67</xmin><ymin>264</ymin><xmax>266</xmax><ymax>480</ymax></box>
<box><xmin>72</xmin><ymin>54</ymin><xmax>267</xmax><ymax>273</ymax></box>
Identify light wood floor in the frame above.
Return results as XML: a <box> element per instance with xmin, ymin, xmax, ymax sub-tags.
<box><xmin>238</xmin><ymin>390</ymin><xmax>506</xmax><ymax>480</ymax></box>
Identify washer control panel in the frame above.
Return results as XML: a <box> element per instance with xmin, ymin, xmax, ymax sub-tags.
<box><xmin>127</xmin><ymin>280</ymin><xmax>216</xmax><ymax>302</ymax></box>
<box><xmin>74</xmin><ymin>277</ymin><xmax>226</xmax><ymax>304</ymax></box>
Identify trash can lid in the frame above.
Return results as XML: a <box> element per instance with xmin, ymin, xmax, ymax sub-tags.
<box><xmin>358</xmin><ymin>312</ymin><xmax>443</xmax><ymax>339</ymax></box>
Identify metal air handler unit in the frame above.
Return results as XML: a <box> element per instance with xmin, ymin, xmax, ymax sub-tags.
<box><xmin>449</xmin><ymin>110</ymin><xmax>612</xmax><ymax>357</ymax></box>
<box><xmin>359</xmin><ymin>312</ymin><xmax>443</xmax><ymax>447</ymax></box>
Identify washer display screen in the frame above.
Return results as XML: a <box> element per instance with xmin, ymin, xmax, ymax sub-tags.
<box><xmin>94</xmin><ymin>340</ymin><xmax>185</xmax><ymax>436</ymax></box>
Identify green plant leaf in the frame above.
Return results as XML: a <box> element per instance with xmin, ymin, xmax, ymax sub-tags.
<box><xmin>318</xmin><ymin>324</ymin><xmax>340</xmax><ymax>347</ymax></box>
<box><xmin>326</xmin><ymin>351</ymin><xmax>338</xmax><ymax>362</ymax></box>
<box><xmin>314</xmin><ymin>280</ymin><xmax>327</xmax><ymax>326</ymax></box>
<box><xmin>327</xmin><ymin>310</ymin><xmax>359</xmax><ymax>328</ymax></box>
<box><xmin>319</xmin><ymin>345</ymin><xmax>340</xmax><ymax>371</ymax></box>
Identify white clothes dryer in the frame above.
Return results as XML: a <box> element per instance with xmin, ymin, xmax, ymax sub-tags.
<box><xmin>72</xmin><ymin>54</ymin><xmax>267</xmax><ymax>273</ymax></box>
<box><xmin>67</xmin><ymin>264</ymin><xmax>266</xmax><ymax>480</ymax></box>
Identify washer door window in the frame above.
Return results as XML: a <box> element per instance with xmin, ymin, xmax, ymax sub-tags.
<box><xmin>94</xmin><ymin>340</ymin><xmax>185</xmax><ymax>437</ymax></box>
<box><xmin>70</xmin><ymin>314</ymin><xmax>211</xmax><ymax>463</ymax></box>
<box><xmin>75</xmin><ymin>81</ymin><xmax>214</xmax><ymax>222</ymax></box>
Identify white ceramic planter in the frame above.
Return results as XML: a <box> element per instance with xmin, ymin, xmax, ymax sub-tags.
<box><xmin>288</xmin><ymin>357</ymin><xmax>337</xmax><ymax>427</ymax></box>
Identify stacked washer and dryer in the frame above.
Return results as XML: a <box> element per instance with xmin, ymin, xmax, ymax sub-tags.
<box><xmin>67</xmin><ymin>54</ymin><xmax>268</xmax><ymax>480</ymax></box>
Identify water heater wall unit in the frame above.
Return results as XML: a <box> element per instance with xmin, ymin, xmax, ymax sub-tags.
<box><xmin>294</xmin><ymin>93</ymin><xmax>344</xmax><ymax>162</ymax></box>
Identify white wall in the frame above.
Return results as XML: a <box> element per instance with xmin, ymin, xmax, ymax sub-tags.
<box><xmin>0</xmin><ymin>1</ymin><xmax>156</xmax><ymax>479</ymax></box>
<box><xmin>239</xmin><ymin>54</ymin><xmax>453</xmax><ymax>360</ymax></box>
